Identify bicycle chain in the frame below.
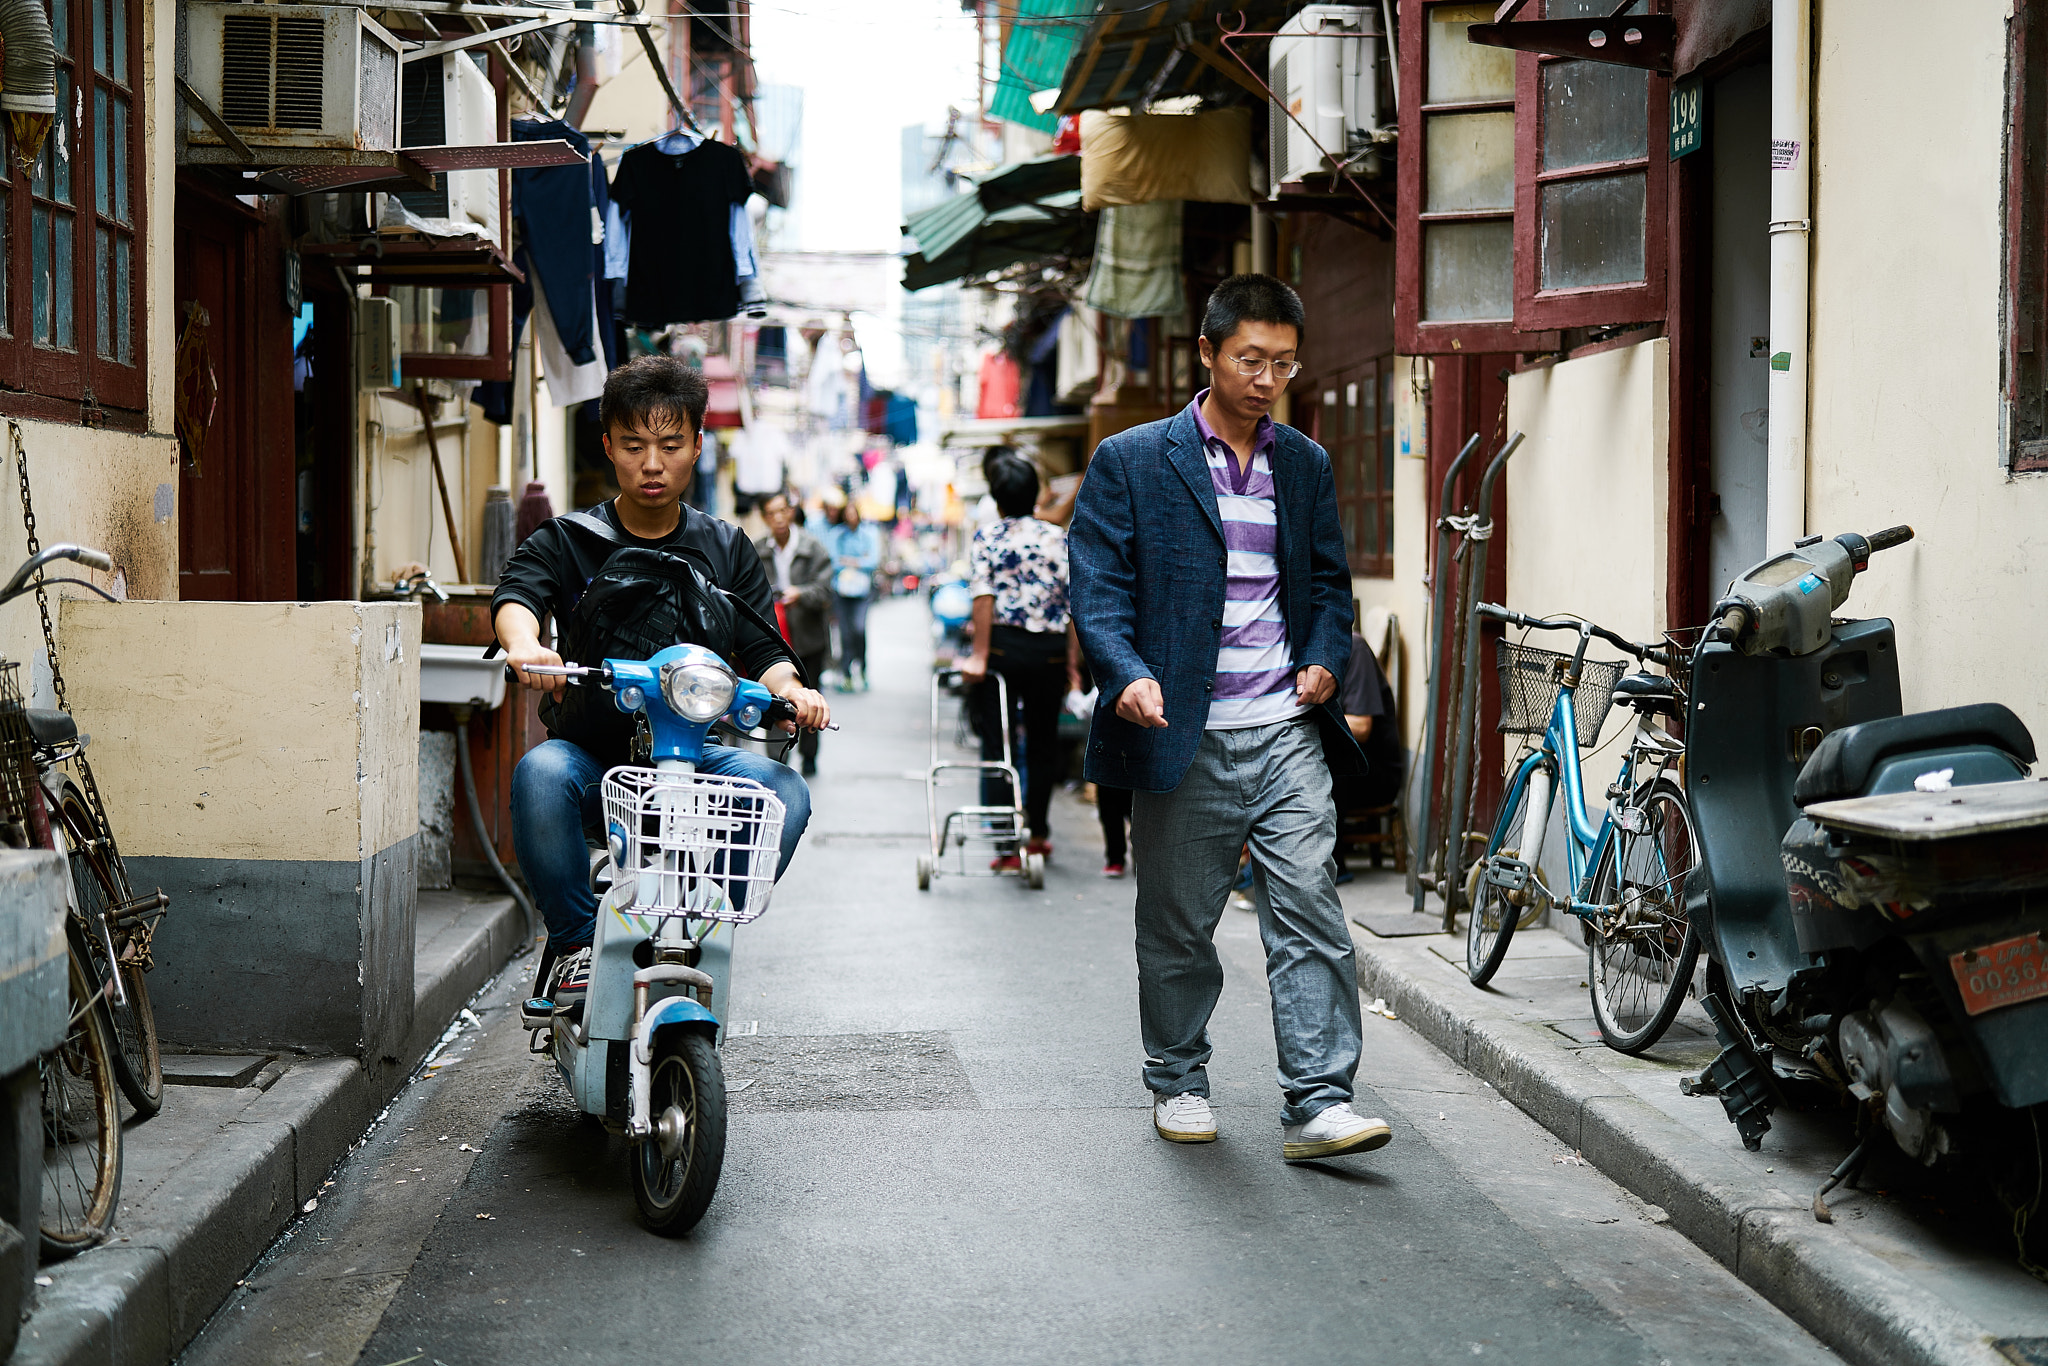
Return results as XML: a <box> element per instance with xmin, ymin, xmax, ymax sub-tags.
<box><xmin>10</xmin><ymin>422</ymin><xmax>144</xmax><ymax>957</ymax></box>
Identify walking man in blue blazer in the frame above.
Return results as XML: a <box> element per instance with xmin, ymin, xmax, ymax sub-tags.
<box><xmin>1069</xmin><ymin>275</ymin><xmax>1391</xmax><ymax>1162</ymax></box>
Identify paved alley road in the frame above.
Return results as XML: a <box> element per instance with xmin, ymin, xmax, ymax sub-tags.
<box><xmin>182</xmin><ymin>598</ymin><xmax>1842</xmax><ymax>1366</ymax></box>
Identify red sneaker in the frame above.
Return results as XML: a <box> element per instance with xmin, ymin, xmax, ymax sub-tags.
<box><xmin>989</xmin><ymin>853</ymin><xmax>1022</xmax><ymax>871</ymax></box>
<box><xmin>1025</xmin><ymin>838</ymin><xmax>1053</xmax><ymax>860</ymax></box>
<box><xmin>1102</xmin><ymin>861</ymin><xmax>1126</xmax><ymax>879</ymax></box>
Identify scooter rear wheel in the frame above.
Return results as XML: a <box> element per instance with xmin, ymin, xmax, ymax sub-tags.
<box><xmin>631</xmin><ymin>1029</ymin><xmax>727</xmax><ymax>1236</ymax></box>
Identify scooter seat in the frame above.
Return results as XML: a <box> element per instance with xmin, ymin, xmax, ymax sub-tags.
<box><xmin>1793</xmin><ymin>703</ymin><xmax>2037</xmax><ymax>806</ymax></box>
<box><xmin>23</xmin><ymin>709</ymin><xmax>75</xmax><ymax>747</ymax></box>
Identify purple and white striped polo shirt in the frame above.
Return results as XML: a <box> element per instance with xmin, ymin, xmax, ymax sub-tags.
<box><xmin>1190</xmin><ymin>392</ymin><xmax>1307</xmax><ymax>731</ymax></box>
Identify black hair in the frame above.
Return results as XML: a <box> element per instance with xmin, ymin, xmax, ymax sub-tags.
<box><xmin>1200</xmin><ymin>273</ymin><xmax>1306</xmax><ymax>354</ymax></box>
<box><xmin>982</xmin><ymin>444</ymin><xmax>1018</xmax><ymax>481</ymax></box>
<box><xmin>989</xmin><ymin>454</ymin><xmax>1040</xmax><ymax>519</ymax></box>
<box><xmin>599</xmin><ymin>355</ymin><xmax>708</xmax><ymax>438</ymax></box>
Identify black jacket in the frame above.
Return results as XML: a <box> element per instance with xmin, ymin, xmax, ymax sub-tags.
<box><xmin>492</xmin><ymin>499</ymin><xmax>796</xmax><ymax>684</ymax></box>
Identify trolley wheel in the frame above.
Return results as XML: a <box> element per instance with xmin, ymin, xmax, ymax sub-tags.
<box><xmin>1023</xmin><ymin>852</ymin><xmax>1045</xmax><ymax>889</ymax></box>
<box><xmin>916</xmin><ymin>855</ymin><xmax>933</xmax><ymax>891</ymax></box>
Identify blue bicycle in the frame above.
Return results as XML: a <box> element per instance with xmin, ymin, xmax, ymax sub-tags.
<box><xmin>1463</xmin><ymin>603</ymin><xmax>1701</xmax><ymax>1054</ymax></box>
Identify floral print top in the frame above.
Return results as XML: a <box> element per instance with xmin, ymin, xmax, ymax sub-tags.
<box><xmin>969</xmin><ymin>515</ymin><xmax>1071</xmax><ymax>635</ymax></box>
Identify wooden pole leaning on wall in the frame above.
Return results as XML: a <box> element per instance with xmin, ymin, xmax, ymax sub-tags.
<box><xmin>414</xmin><ymin>384</ymin><xmax>471</xmax><ymax>584</ymax></box>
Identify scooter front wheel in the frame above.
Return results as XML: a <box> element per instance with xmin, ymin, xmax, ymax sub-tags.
<box><xmin>631</xmin><ymin>1029</ymin><xmax>727</xmax><ymax>1236</ymax></box>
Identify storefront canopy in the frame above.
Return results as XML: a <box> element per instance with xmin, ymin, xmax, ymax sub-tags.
<box><xmin>1050</xmin><ymin>1</ymin><xmax>1292</xmax><ymax>117</ymax></box>
<box><xmin>902</xmin><ymin>155</ymin><xmax>1094</xmax><ymax>292</ymax></box>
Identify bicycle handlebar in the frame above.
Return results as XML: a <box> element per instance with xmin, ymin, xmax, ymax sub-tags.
<box><xmin>1475</xmin><ymin>602</ymin><xmax>1677</xmax><ymax>668</ymax></box>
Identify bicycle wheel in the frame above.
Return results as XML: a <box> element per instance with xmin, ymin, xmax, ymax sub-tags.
<box><xmin>1588</xmin><ymin>779</ymin><xmax>1702</xmax><ymax>1054</ymax></box>
<box><xmin>630</xmin><ymin>1028</ymin><xmax>726</xmax><ymax>1236</ymax></box>
<box><xmin>40</xmin><ymin>948</ymin><xmax>123</xmax><ymax>1258</ymax></box>
<box><xmin>56</xmin><ymin>780</ymin><xmax>160</xmax><ymax>1117</ymax></box>
<box><xmin>1467</xmin><ymin>784</ymin><xmax>1536</xmax><ymax>986</ymax></box>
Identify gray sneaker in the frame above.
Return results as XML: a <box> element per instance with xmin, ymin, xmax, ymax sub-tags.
<box><xmin>1153</xmin><ymin>1092</ymin><xmax>1218</xmax><ymax>1143</ymax></box>
<box><xmin>1282</xmin><ymin>1102</ymin><xmax>1391</xmax><ymax>1160</ymax></box>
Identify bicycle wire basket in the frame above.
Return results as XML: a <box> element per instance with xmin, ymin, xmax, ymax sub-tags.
<box><xmin>0</xmin><ymin>661</ymin><xmax>36</xmax><ymax>834</ymax></box>
<box><xmin>600</xmin><ymin>768</ymin><xmax>786</xmax><ymax>925</ymax></box>
<box><xmin>1495</xmin><ymin>640</ymin><xmax>1624</xmax><ymax>749</ymax></box>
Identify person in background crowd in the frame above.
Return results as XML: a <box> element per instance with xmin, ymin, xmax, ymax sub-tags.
<box><xmin>1331</xmin><ymin>625</ymin><xmax>1406</xmax><ymax>883</ymax></box>
<box><xmin>755</xmin><ymin>489</ymin><xmax>836</xmax><ymax>777</ymax></box>
<box><xmin>824</xmin><ymin>498</ymin><xmax>881</xmax><ymax>691</ymax></box>
<box><xmin>1069</xmin><ymin>273</ymin><xmax>1388</xmax><ymax>1164</ymax></box>
<box><xmin>960</xmin><ymin>454</ymin><xmax>1082</xmax><ymax>869</ymax></box>
<box><xmin>1098</xmin><ymin>783</ymin><xmax>1132</xmax><ymax>878</ymax></box>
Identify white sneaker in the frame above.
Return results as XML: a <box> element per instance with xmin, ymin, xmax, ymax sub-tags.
<box><xmin>1281</xmin><ymin>1102</ymin><xmax>1392</xmax><ymax>1161</ymax></box>
<box><xmin>1153</xmin><ymin>1092</ymin><xmax>1218</xmax><ymax>1143</ymax></box>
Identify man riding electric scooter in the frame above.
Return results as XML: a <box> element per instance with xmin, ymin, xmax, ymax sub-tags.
<box><xmin>492</xmin><ymin>356</ymin><xmax>831</xmax><ymax>1008</ymax></box>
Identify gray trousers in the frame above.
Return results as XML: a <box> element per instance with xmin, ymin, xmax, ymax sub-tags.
<box><xmin>1131</xmin><ymin>717</ymin><xmax>1362</xmax><ymax>1127</ymax></box>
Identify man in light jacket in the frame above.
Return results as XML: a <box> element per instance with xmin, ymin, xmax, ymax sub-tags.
<box><xmin>1069</xmin><ymin>274</ymin><xmax>1386</xmax><ymax>1163</ymax></box>
<box><xmin>755</xmin><ymin>489</ymin><xmax>835</xmax><ymax>775</ymax></box>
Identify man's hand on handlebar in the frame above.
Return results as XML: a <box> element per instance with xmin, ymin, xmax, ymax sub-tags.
<box><xmin>506</xmin><ymin>639</ymin><xmax>569</xmax><ymax>699</ymax></box>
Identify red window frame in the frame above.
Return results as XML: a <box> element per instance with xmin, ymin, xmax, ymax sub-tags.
<box><xmin>1511</xmin><ymin>3</ymin><xmax>1670</xmax><ymax>331</ymax></box>
<box><xmin>0</xmin><ymin>0</ymin><xmax>146</xmax><ymax>421</ymax></box>
<box><xmin>1396</xmin><ymin>0</ymin><xmax>1524</xmax><ymax>355</ymax></box>
<box><xmin>1299</xmin><ymin>354</ymin><xmax>1396</xmax><ymax>578</ymax></box>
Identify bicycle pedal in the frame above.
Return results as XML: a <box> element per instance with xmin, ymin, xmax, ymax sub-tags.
<box><xmin>1484</xmin><ymin>856</ymin><xmax>1533</xmax><ymax>892</ymax></box>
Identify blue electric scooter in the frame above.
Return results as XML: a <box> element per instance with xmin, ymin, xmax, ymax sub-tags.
<box><xmin>517</xmin><ymin>643</ymin><xmax>794</xmax><ymax>1234</ymax></box>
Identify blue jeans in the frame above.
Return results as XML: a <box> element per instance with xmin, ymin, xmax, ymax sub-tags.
<box><xmin>510</xmin><ymin>737</ymin><xmax>813</xmax><ymax>951</ymax></box>
<box><xmin>1130</xmin><ymin>718</ymin><xmax>1361</xmax><ymax>1127</ymax></box>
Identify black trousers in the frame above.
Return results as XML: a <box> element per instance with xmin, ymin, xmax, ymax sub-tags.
<box><xmin>1098</xmin><ymin>783</ymin><xmax>1132</xmax><ymax>864</ymax></box>
<box><xmin>796</xmin><ymin>649</ymin><xmax>828</xmax><ymax>763</ymax></box>
<box><xmin>974</xmin><ymin>626</ymin><xmax>1067</xmax><ymax>842</ymax></box>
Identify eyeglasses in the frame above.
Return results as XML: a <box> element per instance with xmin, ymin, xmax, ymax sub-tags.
<box><xmin>1227</xmin><ymin>355</ymin><xmax>1303</xmax><ymax>380</ymax></box>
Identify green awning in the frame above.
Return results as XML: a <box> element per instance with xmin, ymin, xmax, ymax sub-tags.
<box><xmin>903</xmin><ymin>184</ymin><xmax>1094</xmax><ymax>293</ymax></box>
<box><xmin>989</xmin><ymin>0</ymin><xmax>1093</xmax><ymax>132</ymax></box>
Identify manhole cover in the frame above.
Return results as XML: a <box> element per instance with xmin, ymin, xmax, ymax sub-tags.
<box><xmin>722</xmin><ymin>1031</ymin><xmax>979</xmax><ymax>1112</ymax></box>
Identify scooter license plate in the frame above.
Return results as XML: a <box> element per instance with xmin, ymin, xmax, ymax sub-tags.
<box><xmin>1949</xmin><ymin>932</ymin><xmax>2048</xmax><ymax>1017</ymax></box>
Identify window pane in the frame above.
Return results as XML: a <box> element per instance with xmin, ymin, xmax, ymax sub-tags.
<box><xmin>1542</xmin><ymin>59</ymin><xmax>1648</xmax><ymax>170</ymax></box>
<box><xmin>109</xmin><ymin>90</ymin><xmax>127</xmax><ymax>223</ymax></box>
<box><xmin>49</xmin><ymin>0</ymin><xmax>67</xmax><ymax>54</ymax></box>
<box><xmin>93</xmin><ymin>87</ymin><xmax>105</xmax><ymax>215</ymax></box>
<box><xmin>92</xmin><ymin>0</ymin><xmax>104</xmax><ymax>74</ymax></box>
<box><xmin>1427</xmin><ymin>4</ymin><xmax>1515</xmax><ymax>103</ymax></box>
<box><xmin>1361</xmin><ymin>494</ymin><xmax>1380</xmax><ymax>558</ymax></box>
<box><xmin>94</xmin><ymin>225</ymin><xmax>105</xmax><ymax>355</ymax></box>
<box><xmin>392</xmin><ymin>286</ymin><xmax>489</xmax><ymax>355</ymax></box>
<box><xmin>110</xmin><ymin>0</ymin><xmax>125</xmax><ymax>83</ymax></box>
<box><xmin>31</xmin><ymin>208</ymin><xmax>47</xmax><ymax>344</ymax></box>
<box><xmin>52</xmin><ymin>71</ymin><xmax>70</xmax><ymax>205</ymax></box>
<box><xmin>1425</xmin><ymin>110</ymin><xmax>1514</xmax><ymax>213</ymax></box>
<box><xmin>1539</xmin><ymin>172</ymin><xmax>1647</xmax><ymax>289</ymax></box>
<box><xmin>53</xmin><ymin>213</ymin><xmax>72</xmax><ymax>349</ymax></box>
<box><xmin>112</xmin><ymin>234</ymin><xmax>129</xmax><ymax>364</ymax></box>
<box><xmin>1423</xmin><ymin>219</ymin><xmax>1514</xmax><ymax>321</ymax></box>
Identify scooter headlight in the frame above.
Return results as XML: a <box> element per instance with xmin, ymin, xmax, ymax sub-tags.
<box><xmin>661</xmin><ymin>660</ymin><xmax>736</xmax><ymax>722</ymax></box>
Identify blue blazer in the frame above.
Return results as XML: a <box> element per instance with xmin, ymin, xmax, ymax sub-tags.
<box><xmin>1069</xmin><ymin>404</ymin><xmax>1369</xmax><ymax>793</ymax></box>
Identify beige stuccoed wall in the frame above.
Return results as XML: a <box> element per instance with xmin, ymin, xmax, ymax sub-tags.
<box><xmin>1806</xmin><ymin>0</ymin><xmax>2048</xmax><ymax>742</ymax></box>
<box><xmin>59</xmin><ymin>600</ymin><xmax>420</xmax><ymax>863</ymax></box>
<box><xmin>1503</xmin><ymin>336</ymin><xmax>1670</xmax><ymax>795</ymax></box>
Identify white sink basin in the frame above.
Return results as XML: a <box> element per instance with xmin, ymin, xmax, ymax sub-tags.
<box><xmin>420</xmin><ymin>643</ymin><xmax>509</xmax><ymax>709</ymax></box>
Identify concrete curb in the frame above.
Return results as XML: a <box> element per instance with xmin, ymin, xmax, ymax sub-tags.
<box><xmin>14</xmin><ymin>895</ymin><xmax>526</xmax><ymax>1366</ymax></box>
<box><xmin>1354</xmin><ymin>935</ymin><xmax>2010</xmax><ymax>1366</ymax></box>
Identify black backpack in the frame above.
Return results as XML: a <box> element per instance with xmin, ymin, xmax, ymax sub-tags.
<box><xmin>540</xmin><ymin>510</ymin><xmax>755</xmax><ymax>760</ymax></box>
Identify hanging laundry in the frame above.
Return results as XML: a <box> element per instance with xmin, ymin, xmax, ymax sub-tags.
<box><xmin>608</xmin><ymin>136</ymin><xmax>755</xmax><ymax>325</ymax></box>
<box><xmin>1054</xmin><ymin>303</ymin><xmax>1100</xmax><ymax>405</ymax></box>
<box><xmin>589</xmin><ymin>147</ymin><xmax>619</xmax><ymax>371</ymax></box>
<box><xmin>509</xmin><ymin>117</ymin><xmax>599</xmax><ymax>366</ymax></box>
<box><xmin>1083</xmin><ymin>200</ymin><xmax>1184</xmax><ymax>320</ymax></box>
<box><xmin>532</xmin><ymin>275</ymin><xmax>607</xmax><ymax>408</ymax></box>
<box><xmin>729</xmin><ymin>424</ymin><xmax>793</xmax><ymax>501</ymax></box>
<box><xmin>977</xmin><ymin>350</ymin><xmax>1021</xmax><ymax>419</ymax></box>
<box><xmin>884</xmin><ymin>394</ymin><xmax>919</xmax><ymax>447</ymax></box>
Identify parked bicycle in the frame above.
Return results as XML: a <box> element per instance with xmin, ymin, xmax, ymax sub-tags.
<box><xmin>0</xmin><ymin>543</ymin><xmax>168</xmax><ymax>1257</ymax></box>
<box><xmin>1462</xmin><ymin>604</ymin><xmax>1700</xmax><ymax>1054</ymax></box>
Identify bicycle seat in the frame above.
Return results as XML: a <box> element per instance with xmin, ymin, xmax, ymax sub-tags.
<box><xmin>24</xmin><ymin>709</ymin><xmax>76</xmax><ymax>746</ymax></box>
<box><xmin>1613</xmin><ymin>673</ymin><xmax>1677</xmax><ymax>710</ymax></box>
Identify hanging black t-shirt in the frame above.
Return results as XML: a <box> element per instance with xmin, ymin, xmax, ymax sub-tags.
<box><xmin>608</xmin><ymin>138</ymin><xmax>753</xmax><ymax>325</ymax></box>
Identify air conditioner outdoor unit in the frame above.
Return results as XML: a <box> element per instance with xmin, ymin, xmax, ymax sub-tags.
<box><xmin>394</xmin><ymin>52</ymin><xmax>503</xmax><ymax>244</ymax></box>
<box><xmin>1267</xmin><ymin>4</ymin><xmax>1385</xmax><ymax>191</ymax></box>
<box><xmin>184</xmin><ymin>3</ymin><xmax>401</xmax><ymax>153</ymax></box>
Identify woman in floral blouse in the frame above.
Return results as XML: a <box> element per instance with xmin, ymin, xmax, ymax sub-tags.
<box><xmin>961</xmin><ymin>453</ymin><xmax>1082</xmax><ymax>867</ymax></box>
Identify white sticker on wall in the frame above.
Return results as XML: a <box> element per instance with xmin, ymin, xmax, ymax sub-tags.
<box><xmin>1771</xmin><ymin>139</ymin><xmax>1801</xmax><ymax>170</ymax></box>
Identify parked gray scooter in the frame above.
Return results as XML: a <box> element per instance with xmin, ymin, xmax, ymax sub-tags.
<box><xmin>1684</xmin><ymin>527</ymin><xmax>2048</xmax><ymax>1203</ymax></box>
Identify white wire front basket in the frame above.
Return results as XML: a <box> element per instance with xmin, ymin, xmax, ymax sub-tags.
<box><xmin>601</xmin><ymin>768</ymin><xmax>786</xmax><ymax>925</ymax></box>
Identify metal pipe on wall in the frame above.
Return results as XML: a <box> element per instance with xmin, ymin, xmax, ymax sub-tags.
<box><xmin>1765</xmin><ymin>0</ymin><xmax>1812</xmax><ymax>551</ymax></box>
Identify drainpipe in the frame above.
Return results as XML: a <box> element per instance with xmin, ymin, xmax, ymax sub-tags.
<box><xmin>0</xmin><ymin>0</ymin><xmax>57</xmax><ymax>168</ymax></box>
<box><xmin>1765</xmin><ymin>0</ymin><xmax>1811</xmax><ymax>551</ymax></box>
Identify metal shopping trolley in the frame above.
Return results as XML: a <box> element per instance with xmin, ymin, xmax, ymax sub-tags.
<box><xmin>917</xmin><ymin>668</ymin><xmax>1043</xmax><ymax>890</ymax></box>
